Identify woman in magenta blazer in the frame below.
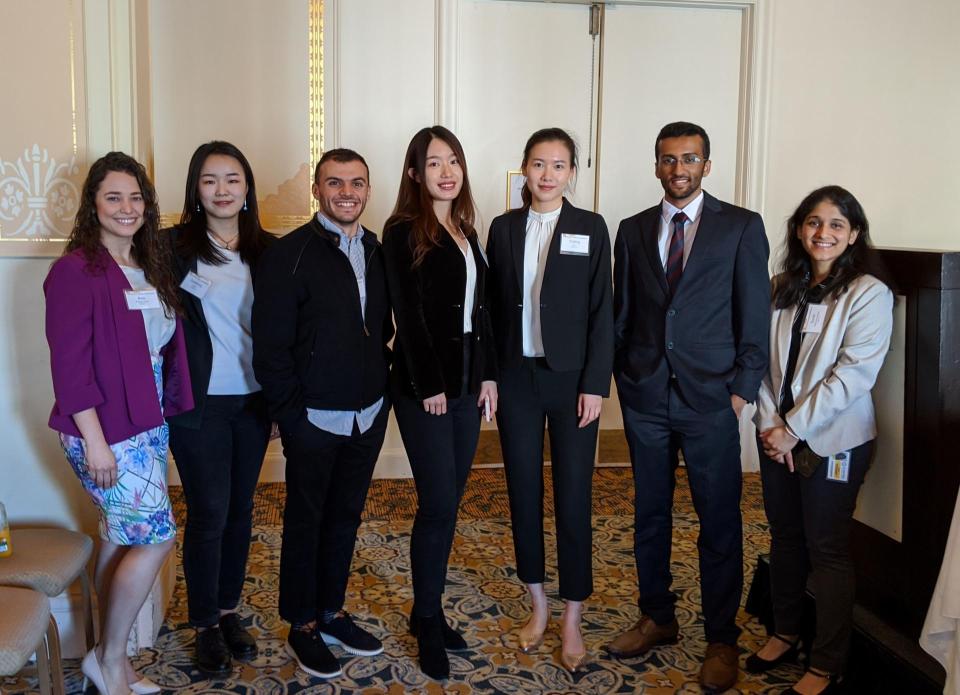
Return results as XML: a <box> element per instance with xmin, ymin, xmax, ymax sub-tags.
<box><xmin>45</xmin><ymin>152</ymin><xmax>192</xmax><ymax>695</ymax></box>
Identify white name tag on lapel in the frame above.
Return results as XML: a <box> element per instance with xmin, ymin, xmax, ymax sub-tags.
<box><xmin>180</xmin><ymin>271</ymin><xmax>212</xmax><ymax>298</ymax></box>
<box><xmin>560</xmin><ymin>233</ymin><xmax>589</xmax><ymax>256</ymax></box>
<box><xmin>124</xmin><ymin>288</ymin><xmax>162</xmax><ymax>311</ymax></box>
<box><xmin>801</xmin><ymin>303</ymin><xmax>827</xmax><ymax>333</ymax></box>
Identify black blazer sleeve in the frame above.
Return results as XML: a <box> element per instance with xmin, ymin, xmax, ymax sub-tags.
<box><xmin>484</xmin><ymin>220</ymin><xmax>505</xmax><ymax>364</ymax></box>
<box><xmin>252</xmin><ymin>241</ymin><xmax>304</xmax><ymax>427</ymax></box>
<box><xmin>382</xmin><ymin>222</ymin><xmax>446</xmax><ymax>399</ymax></box>
<box><xmin>579</xmin><ymin>214</ymin><xmax>615</xmax><ymax>396</ymax></box>
<box><xmin>471</xmin><ymin>236</ymin><xmax>498</xmax><ymax>384</ymax></box>
<box><xmin>612</xmin><ymin>218</ymin><xmax>633</xmax><ymax>362</ymax></box>
<box><xmin>729</xmin><ymin>213</ymin><xmax>771</xmax><ymax>400</ymax></box>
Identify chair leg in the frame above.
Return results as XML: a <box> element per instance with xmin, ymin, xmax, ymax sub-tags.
<box><xmin>36</xmin><ymin>624</ymin><xmax>52</xmax><ymax>695</ymax></box>
<box><xmin>80</xmin><ymin>569</ymin><xmax>96</xmax><ymax>650</ymax></box>
<box><xmin>37</xmin><ymin>615</ymin><xmax>65</xmax><ymax>695</ymax></box>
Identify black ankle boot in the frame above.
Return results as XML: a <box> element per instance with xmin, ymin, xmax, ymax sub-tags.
<box><xmin>409</xmin><ymin>611</ymin><xmax>468</xmax><ymax>651</ymax></box>
<box><xmin>415</xmin><ymin>613</ymin><xmax>449</xmax><ymax>680</ymax></box>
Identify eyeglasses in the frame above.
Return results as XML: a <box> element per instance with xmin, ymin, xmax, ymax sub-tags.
<box><xmin>657</xmin><ymin>154</ymin><xmax>705</xmax><ymax>167</ymax></box>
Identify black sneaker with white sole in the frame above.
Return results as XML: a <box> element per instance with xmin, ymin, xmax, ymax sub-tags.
<box><xmin>286</xmin><ymin>627</ymin><xmax>342</xmax><ymax>679</ymax></box>
<box><xmin>317</xmin><ymin>612</ymin><xmax>384</xmax><ymax>656</ymax></box>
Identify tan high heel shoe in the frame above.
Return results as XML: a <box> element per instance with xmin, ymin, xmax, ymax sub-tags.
<box><xmin>560</xmin><ymin>648</ymin><xmax>589</xmax><ymax>674</ymax></box>
<box><xmin>559</xmin><ymin>624</ymin><xmax>589</xmax><ymax>674</ymax></box>
<box><xmin>517</xmin><ymin>617</ymin><xmax>545</xmax><ymax>653</ymax></box>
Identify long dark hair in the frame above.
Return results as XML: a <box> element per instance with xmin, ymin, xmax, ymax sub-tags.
<box><xmin>66</xmin><ymin>151</ymin><xmax>181</xmax><ymax>314</ymax></box>
<box><xmin>175</xmin><ymin>141</ymin><xmax>272</xmax><ymax>266</ymax></box>
<box><xmin>384</xmin><ymin>126</ymin><xmax>477</xmax><ymax>267</ymax></box>
<box><xmin>773</xmin><ymin>185</ymin><xmax>892</xmax><ymax>309</ymax></box>
<box><xmin>520</xmin><ymin>127</ymin><xmax>579</xmax><ymax>208</ymax></box>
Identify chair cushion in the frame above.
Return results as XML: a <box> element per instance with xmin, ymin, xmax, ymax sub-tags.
<box><xmin>0</xmin><ymin>586</ymin><xmax>50</xmax><ymax>675</ymax></box>
<box><xmin>0</xmin><ymin>529</ymin><xmax>93</xmax><ymax>596</ymax></box>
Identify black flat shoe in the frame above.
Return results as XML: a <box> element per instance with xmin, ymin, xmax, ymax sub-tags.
<box><xmin>409</xmin><ymin>611</ymin><xmax>468</xmax><ymax>651</ymax></box>
<box><xmin>745</xmin><ymin>633</ymin><xmax>799</xmax><ymax>673</ymax></box>
<box><xmin>783</xmin><ymin>668</ymin><xmax>844</xmax><ymax>694</ymax></box>
<box><xmin>219</xmin><ymin>613</ymin><xmax>258</xmax><ymax>661</ymax></box>
<box><xmin>195</xmin><ymin>627</ymin><xmax>232</xmax><ymax>677</ymax></box>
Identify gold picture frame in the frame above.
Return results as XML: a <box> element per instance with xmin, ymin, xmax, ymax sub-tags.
<box><xmin>506</xmin><ymin>170</ymin><xmax>526</xmax><ymax>212</ymax></box>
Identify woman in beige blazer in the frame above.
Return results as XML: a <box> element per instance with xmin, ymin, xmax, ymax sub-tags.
<box><xmin>747</xmin><ymin>186</ymin><xmax>894</xmax><ymax>695</ymax></box>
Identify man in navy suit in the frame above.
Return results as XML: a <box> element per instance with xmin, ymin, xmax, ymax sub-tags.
<box><xmin>607</xmin><ymin>122</ymin><xmax>770</xmax><ymax>692</ymax></box>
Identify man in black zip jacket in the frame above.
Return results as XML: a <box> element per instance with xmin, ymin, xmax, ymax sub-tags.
<box><xmin>252</xmin><ymin>149</ymin><xmax>393</xmax><ymax>680</ymax></box>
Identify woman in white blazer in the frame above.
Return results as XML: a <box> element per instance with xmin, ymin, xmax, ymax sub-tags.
<box><xmin>747</xmin><ymin>186</ymin><xmax>894</xmax><ymax>695</ymax></box>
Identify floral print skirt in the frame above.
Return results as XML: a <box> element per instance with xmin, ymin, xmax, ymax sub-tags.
<box><xmin>60</xmin><ymin>355</ymin><xmax>176</xmax><ymax>545</ymax></box>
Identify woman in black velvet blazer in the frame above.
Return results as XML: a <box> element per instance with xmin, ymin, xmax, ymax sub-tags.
<box><xmin>382</xmin><ymin>126</ymin><xmax>497</xmax><ymax>681</ymax></box>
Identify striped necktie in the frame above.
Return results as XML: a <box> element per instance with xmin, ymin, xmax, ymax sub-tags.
<box><xmin>666</xmin><ymin>211</ymin><xmax>688</xmax><ymax>294</ymax></box>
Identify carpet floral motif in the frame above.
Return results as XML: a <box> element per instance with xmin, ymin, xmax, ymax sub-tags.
<box><xmin>4</xmin><ymin>470</ymin><xmax>806</xmax><ymax>694</ymax></box>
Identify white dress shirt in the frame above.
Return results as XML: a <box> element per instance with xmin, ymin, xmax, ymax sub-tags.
<box><xmin>522</xmin><ymin>206</ymin><xmax>562</xmax><ymax>357</ymax></box>
<box><xmin>658</xmin><ymin>191</ymin><xmax>704</xmax><ymax>269</ymax></box>
<box><xmin>460</xmin><ymin>236</ymin><xmax>477</xmax><ymax>333</ymax></box>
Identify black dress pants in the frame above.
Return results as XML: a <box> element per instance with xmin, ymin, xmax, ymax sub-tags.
<box><xmin>497</xmin><ymin>360</ymin><xmax>598</xmax><ymax>601</ymax></box>
<box><xmin>620</xmin><ymin>381</ymin><xmax>743</xmax><ymax>645</ymax></box>
<box><xmin>277</xmin><ymin>404</ymin><xmax>388</xmax><ymax>624</ymax></box>
<box><xmin>169</xmin><ymin>393</ymin><xmax>271</xmax><ymax>627</ymax></box>
<box><xmin>394</xmin><ymin>391</ymin><xmax>480</xmax><ymax>618</ymax></box>
<box><xmin>759</xmin><ymin>438</ymin><xmax>873</xmax><ymax>674</ymax></box>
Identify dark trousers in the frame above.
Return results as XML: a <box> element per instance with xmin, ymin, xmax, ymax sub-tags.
<box><xmin>759</xmin><ymin>438</ymin><xmax>873</xmax><ymax>673</ymax></box>
<box><xmin>169</xmin><ymin>393</ymin><xmax>271</xmax><ymax>627</ymax></box>
<box><xmin>497</xmin><ymin>360</ymin><xmax>598</xmax><ymax>601</ymax></box>
<box><xmin>620</xmin><ymin>381</ymin><xmax>743</xmax><ymax>645</ymax></box>
<box><xmin>394</xmin><ymin>392</ymin><xmax>480</xmax><ymax>618</ymax></box>
<box><xmin>277</xmin><ymin>404</ymin><xmax>388</xmax><ymax>624</ymax></box>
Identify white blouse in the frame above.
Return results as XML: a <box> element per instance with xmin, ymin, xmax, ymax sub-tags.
<box><xmin>522</xmin><ymin>207</ymin><xmax>562</xmax><ymax>356</ymax></box>
<box><xmin>460</xmin><ymin>237</ymin><xmax>477</xmax><ymax>334</ymax></box>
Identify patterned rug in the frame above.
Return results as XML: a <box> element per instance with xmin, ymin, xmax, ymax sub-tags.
<box><xmin>5</xmin><ymin>469</ymin><xmax>805</xmax><ymax>694</ymax></box>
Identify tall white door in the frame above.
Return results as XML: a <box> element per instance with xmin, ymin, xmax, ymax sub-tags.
<box><xmin>456</xmin><ymin>0</ymin><xmax>598</xmax><ymax>234</ymax></box>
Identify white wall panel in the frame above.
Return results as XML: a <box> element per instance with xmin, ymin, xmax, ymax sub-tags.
<box><xmin>328</xmin><ymin>0</ymin><xmax>436</xmax><ymax>234</ymax></box>
<box><xmin>456</xmin><ymin>0</ymin><xmax>598</xmax><ymax>234</ymax></box>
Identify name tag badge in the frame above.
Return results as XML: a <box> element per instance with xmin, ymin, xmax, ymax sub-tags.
<box><xmin>180</xmin><ymin>271</ymin><xmax>212</xmax><ymax>299</ymax></box>
<box><xmin>826</xmin><ymin>450</ymin><xmax>851</xmax><ymax>483</ymax></box>
<box><xmin>559</xmin><ymin>233</ymin><xmax>590</xmax><ymax>256</ymax></box>
<box><xmin>124</xmin><ymin>288</ymin><xmax>162</xmax><ymax>311</ymax></box>
<box><xmin>802</xmin><ymin>303</ymin><xmax>828</xmax><ymax>333</ymax></box>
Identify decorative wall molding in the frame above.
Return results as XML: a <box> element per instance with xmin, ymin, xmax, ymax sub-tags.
<box><xmin>435</xmin><ymin>0</ymin><xmax>460</xmax><ymax>129</ymax></box>
<box><xmin>0</xmin><ymin>145</ymin><xmax>80</xmax><ymax>241</ymax></box>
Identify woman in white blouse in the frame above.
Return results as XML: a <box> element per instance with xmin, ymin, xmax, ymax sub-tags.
<box><xmin>167</xmin><ymin>141</ymin><xmax>274</xmax><ymax>677</ymax></box>
<box><xmin>748</xmin><ymin>186</ymin><xmax>894</xmax><ymax>695</ymax></box>
<box><xmin>485</xmin><ymin>128</ymin><xmax>614</xmax><ymax>673</ymax></box>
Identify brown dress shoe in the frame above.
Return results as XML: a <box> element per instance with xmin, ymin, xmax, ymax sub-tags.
<box><xmin>605</xmin><ymin>615</ymin><xmax>680</xmax><ymax>658</ymax></box>
<box><xmin>699</xmin><ymin>642</ymin><xmax>739</xmax><ymax>692</ymax></box>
